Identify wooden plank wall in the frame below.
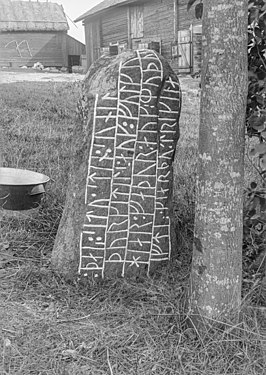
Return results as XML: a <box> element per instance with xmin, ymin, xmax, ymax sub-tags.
<box><xmin>0</xmin><ymin>32</ymin><xmax>66</xmax><ymax>67</ymax></box>
<box><xmin>66</xmin><ymin>35</ymin><xmax>86</xmax><ymax>56</ymax></box>
<box><xmin>177</xmin><ymin>0</ymin><xmax>202</xmax><ymax>73</ymax></box>
<box><xmin>101</xmin><ymin>7</ymin><xmax>128</xmax><ymax>47</ymax></box>
<box><xmin>82</xmin><ymin>0</ymin><xmax>202</xmax><ymax>72</ymax></box>
<box><xmin>177</xmin><ymin>0</ymin><xmax>202</xmax><ymax>30</ymax></box>
<box><xmin>130</xmin><ymin>5</ymin><xmax>144</xmax><ymax>39</ymax></box>
<box><xmin>143</xmin><ymin>0</ymin><xmax>174</xmax><ymax>60</ymax></box>
<box><xmin>84</xmin><ymin>19</ymin><xmax>101</xmax><ymax>68</ymax></box>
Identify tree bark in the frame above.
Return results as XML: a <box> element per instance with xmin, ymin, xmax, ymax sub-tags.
<box><xmin>0</xmin><ymin>122</ymin><xmax>3</xmax><ymax>167</ymax></box>
<box><xmin>189</xmin><ymin>0</ymin><xmax>248</xmax><ymax>322</ymax></box>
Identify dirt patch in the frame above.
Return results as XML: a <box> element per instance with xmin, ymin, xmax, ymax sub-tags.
<box><xmin>0</xmin><ymin>69</ymin><xmax>84</xmax><ymax>84</ymax></box>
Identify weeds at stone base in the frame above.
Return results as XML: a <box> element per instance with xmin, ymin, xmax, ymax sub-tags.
<box><xmin>0</xmin><ymin>80</ymin><xmax>265</xmax><ymax>374</ymax></box>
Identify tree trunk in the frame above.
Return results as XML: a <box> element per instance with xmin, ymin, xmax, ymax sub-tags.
<box><xmin>189</xmin><ymin>0</ymin><xmax>248</xmax><ymax>322</ymax></box>
<box><xmin>51</xmin><ymin>50</ymin><xmax>181</xmax><ymax>280</ymax></box>
<box><xmin>0</xmin><ymin>123</ymin><xmax>3</xmax><ymax>167</ymax></box>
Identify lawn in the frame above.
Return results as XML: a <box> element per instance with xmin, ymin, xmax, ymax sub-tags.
<box><xmin>0</xmin><ymin>78</ymin><xmax>265</xmax><ymax>374</ymax></box>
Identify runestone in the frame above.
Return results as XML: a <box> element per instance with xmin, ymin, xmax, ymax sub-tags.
<box><xmin>79</xmin><ymin>50</ymin><xmax>181</xmax><ymax>279</ymax></box>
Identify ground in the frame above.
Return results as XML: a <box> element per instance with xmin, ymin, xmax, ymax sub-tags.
<box><xmin>0</xmin><ymin>70</ymin><xmax>265</xmax><ymax>375</ymax></box>
<box><xmin>0</xmin><ymin>68</ymin><xmax>84</xmax><ymax>84</ymax></box>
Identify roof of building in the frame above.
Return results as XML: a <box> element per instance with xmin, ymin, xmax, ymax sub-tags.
<box><xmin>0</xmin><ymin>0</ymin><xmax>69</xmax><ymax>32</ymax></box>
<box><xmin>75</xmin><ymin>0</ymin><xmax>138</xmax><ymax>23</ymax></box>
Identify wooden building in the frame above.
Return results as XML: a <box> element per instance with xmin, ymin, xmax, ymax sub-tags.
<box><xmin>75</xmin><ymin>0</ymin><xmax>202</xmax><ymax>74</ymax></box>
<box><xmin>66</xmin><ymin>35</ymin><xmax>86</xmax><ymax>71</ymax></box>
<box><xmin>0</xmin><ymin>0</ymin><xmax>85</xmax><ymax>69</ymax></box>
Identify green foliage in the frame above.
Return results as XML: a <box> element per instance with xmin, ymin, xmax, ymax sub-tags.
<box><xmin>247</xmin><ymin>0</ymin><xmax>266</xmax><ymax>138</ymax></box>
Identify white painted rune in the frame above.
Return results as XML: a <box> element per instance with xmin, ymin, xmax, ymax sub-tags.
<box><xmin>78</xmin><ymin>50</ymin><xmax>181</xmax><ymax>278</ymax></box>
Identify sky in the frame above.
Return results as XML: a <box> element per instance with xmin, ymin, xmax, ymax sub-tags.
<box><xmin>53</xmin><ymin>0</ymin><xmax>103</xmax><ymax>43</ymax></box>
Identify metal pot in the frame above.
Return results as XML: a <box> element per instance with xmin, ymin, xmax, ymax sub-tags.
<box><xmin>0</xmin><ymin>167</ymin><xmax>50</xmax><ymax>211</ymax></box>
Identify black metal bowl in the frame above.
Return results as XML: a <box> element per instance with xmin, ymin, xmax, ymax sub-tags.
<box><xmin>0</xmin><ymin>167</ymin><xmax>50</xmax><ymax>211</ymax></box>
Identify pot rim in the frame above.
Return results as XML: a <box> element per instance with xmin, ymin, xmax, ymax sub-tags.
<box><xmin>0</xmin><ymin>167</ymin><xmax>50</xmax><ymax>186</ymax></box>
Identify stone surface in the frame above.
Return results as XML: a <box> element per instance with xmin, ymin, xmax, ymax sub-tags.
<box><xmin>52</xmin><ymin>49</ymin><xmax>181</xmax><ymax>280</ymax></box>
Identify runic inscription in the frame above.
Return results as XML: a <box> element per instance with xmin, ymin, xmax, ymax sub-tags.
<box><xmin>79</xmin><ymin>50</ymin><xmax>181</xmax><ymax>278</ymax></box>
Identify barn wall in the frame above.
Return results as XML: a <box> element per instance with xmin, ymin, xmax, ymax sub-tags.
<box><xmin>67</xmin><ymin>35</ymin><xmax>86</xmax><ymax>56</ymax></box>
<box><xmin>177</xmin><ymin>0</ymin><xmax>201</xmax><ymax>30</ymax></box>
<box><xmin>84</xmin><ymin>19</ymin><xmax>101</xmax><ymax>68</ymax></box>
<box><xmin>143</xmin><ymin>0</ymin><xmax>174</xmax><ymax>60</ymax></box>
<box><xmin>83</xmin><ymin>7</ymin><xmax>128</xmax><ymax>70</ymax></box>
<box><xmin>142</xmin><ymin>0</ymin><xmax>201</xmax><ymax>72</ymax></box>
<box><xmin>176</xmin><ymin>0</ymin><xmax>202</xmax><ymax>73</ymax></box>
<box><xmin>101</xmin><ymin>7</ymin><xmax>128</xmax><ymax>47</ymax></box>
<box><xmin>82</xmin><ymin>0</ymin><xmax>202</xmax><ymax>73</ymax></box>
<box><xmin>0</xmin><ymin>31</ymin><xmax>67</xmax><ymax>67</ymax></box>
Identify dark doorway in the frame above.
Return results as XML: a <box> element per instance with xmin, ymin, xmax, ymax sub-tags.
<box><xmin>68</xmin><ymin>55</ymin><xmax>80</xmax><ymax>72</ymax></box>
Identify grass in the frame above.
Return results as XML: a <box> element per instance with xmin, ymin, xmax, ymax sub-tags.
<box><xmin>0</xmin><ymin>78</ymin><xmax>265</xmax><ymax>374</ymax></box>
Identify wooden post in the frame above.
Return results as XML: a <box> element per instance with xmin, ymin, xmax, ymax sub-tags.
<box><xmin>127</xmin><ymin>6</ymin><xmax>132</xmax><ymax>49</ymax></box>
<box><xmin>84</xmin><ymin>21</ymin><xmax>93</xmax><ymax>70</ymax></box>
<box><xmin>61</xmin><ymin>32</ymin><xmax>68</xmax><ymax>68</ymax></box>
